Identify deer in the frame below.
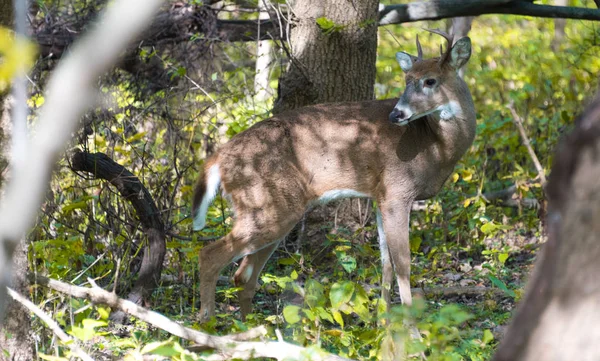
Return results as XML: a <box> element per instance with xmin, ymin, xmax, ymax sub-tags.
<box><xmin>192</xmin><ymin>30</ymin><xmax>475</xmax><ymax>322</ymax></box>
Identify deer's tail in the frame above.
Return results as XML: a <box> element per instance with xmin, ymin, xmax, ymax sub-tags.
<box><xmin>192</xmin><ymin>162</ymin><xmax>221</xmax><ymax>231</ymax></box>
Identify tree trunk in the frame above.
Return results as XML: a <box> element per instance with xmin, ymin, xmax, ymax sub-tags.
<box><xmin>253</xmin><ymin>0</ymin><xmax>274</xmax><ymax>102</ymax></box>
<box><xmin>552</xmin><ymin>0</ymin><xmax>568</xmax><ymax>50</ymax></box>
<box><xmin>493</xmin><ymin>94</ymin><xmax>600</xmax><ymax>361</ymax></box>
<box><xmin>272</xmin><ymin>0</ymin><xmax>379</xmax><ymax>114</ymax></box>
<box><xmin>0</xmin><ymin>240</ymin><xmax>33</xmax><ymax>361</ymax></box>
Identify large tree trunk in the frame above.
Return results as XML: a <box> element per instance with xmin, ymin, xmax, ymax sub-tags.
<box><xmin>493</xmin><ymin>94</ymin><xmax>600</xmax><ymax>361</ymax></box>
<box><xmin>272</xmin><ymin>0</ymin><xmax>379</xmax><ymax>114</ymax></box>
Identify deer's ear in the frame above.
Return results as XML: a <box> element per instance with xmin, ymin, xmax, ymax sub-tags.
<box><xmin>396</xmin><ymin>52</ymin><xmax>416</xmax><ymax>73</ymax></box>
<box><xmin>449</xmin><ymin>37</ymin><xmax>471</xmax><ymax>70</ymax></box>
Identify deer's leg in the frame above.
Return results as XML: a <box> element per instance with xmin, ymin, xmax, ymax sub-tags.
<box><xmin>378</xmin><ymin>200</ymin><xmax>412</xmax><ymax>307</ymax></box>
<box><xmin>376</xmin><ymin>208</ymin><xmax>394</xmax><ymax>310</ymax></box>
<box><xmin>198</xmin><ymin>210</ymin><xmax>303</xmax><ymax>322</ymax></box>
<box><xmin>234</xmin><ymin>241</ymin><xmax>280</xmax><ymax>320</ymax></box>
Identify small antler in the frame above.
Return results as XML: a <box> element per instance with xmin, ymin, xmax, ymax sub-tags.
<box><xmin>416</xmin><ymin>34</ymin><xmax>423</xmax><ymax>61</ymax></box>
<box><xmin>425</xmin><ymin>28</ymin><xmax>454</xmax><ymax>66</ymax></box>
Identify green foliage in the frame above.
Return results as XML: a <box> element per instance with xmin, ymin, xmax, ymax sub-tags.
<box><xmin>316</xmin><ymin>17</ymin><xmax>347</xmax><ymax>35</ymax></box>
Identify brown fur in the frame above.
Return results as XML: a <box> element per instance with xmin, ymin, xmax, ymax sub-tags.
<box><xmin>193</xmin><ymin>34</ymin><xmax>477</xmax><ymax>321</ymax></box>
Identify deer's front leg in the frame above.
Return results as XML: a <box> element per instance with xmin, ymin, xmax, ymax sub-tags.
<box><xmin>378</xmin><ymin>199</ymin><xmax>413</xmax><ymax>307</ymax></box>
<box><xmin>376</xmin><ymin>208</ymin><xmax>394</xmax><ymax>310</ymax></box>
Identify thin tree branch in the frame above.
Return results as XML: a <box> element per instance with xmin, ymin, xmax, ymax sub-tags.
<box><xmin>379</xmin><ymin>0</ymin><xmax>600</xmax><ymax>25</ymax></box>
<box><xmin>0</xmin><ymin>0</ymin><xmax>163</xmax><ymax>319</ymax></box>
<box><xmin>507</xmin><ymin>103</ymin><xmax>548</xmax><ymax>187</ymax></box>
<box><xmin>7</xmin><ymin>287</ymin><xmax>94</xmax><ymax>361</ymax></box>
<box><xmin>31</xmin><ymin>275</ymin><xmax>354</xmax><ymax>361</ymax></box>
<box><xmin>70</xmin><ymin>150</ymin><xmax>167</xmax><ymax>313</ymax></box>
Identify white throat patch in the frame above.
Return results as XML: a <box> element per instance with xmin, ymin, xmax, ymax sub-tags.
<box><xmin>438</xmin><ymin>101</ymin><xmax>462</xmax><ymax>120</ymax></box>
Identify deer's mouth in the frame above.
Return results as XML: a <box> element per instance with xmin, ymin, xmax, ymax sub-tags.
<box><xmin>390</xmin><ymin>108</ymin><xmax>437</xmax><ymax>126</ymax></box>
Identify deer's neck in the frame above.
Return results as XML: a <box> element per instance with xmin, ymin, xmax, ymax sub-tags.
<box><xmin>401</xmin><ymin>94</ymin><xmax>476</xmax><ymax>200</ymax></box>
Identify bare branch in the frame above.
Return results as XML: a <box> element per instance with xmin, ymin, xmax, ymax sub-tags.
<box><xmin>31</xmin><ymin>275</ymin><xmax>355</xmax><ymax>361</ymax></box>
<box><xmin>379</xmin><ymin>0</ymin><xmax>600</xmax><ymax>25</ymax></box>
<box><xmin>0</xmin><ymin>0</ymin><xmax>162</xmax><ymax>319</ymax></box>
<box><xmin>7</xmin><ymin>287</ymin><xmax>94</xmax><ymax>361</ymax></box>
<box><xmin>507</xmin><ymin>103</ymin><xmax>548</xmax><ymax>187</ymax></box>
<box><xmin>70</xmin><ymin>151</ymin><xmax>166</xmax><ymax>310</ymax></box>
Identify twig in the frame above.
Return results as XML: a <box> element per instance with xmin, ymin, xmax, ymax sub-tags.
<box><xmin>7</xmin><ymin>287</ymin><xmax>94</xmax><ymax>361</ymax></box>
<box><xmin>31</xmin><ymin>275</ymin><xmax>354</xmax><ymax>361</ymax></box>
<box><xmin>507</xmin><ymin>103</ymin><xmax>548</xmax><ymax>186</ymax></box>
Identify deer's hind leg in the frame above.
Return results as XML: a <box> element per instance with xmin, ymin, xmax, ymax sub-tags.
<box><xmin>198</xmin><ymin>194</ymin><xmax>306</xmax><ymax>321</ymax></box>
<box><xmin>234</xmin><ymin>241</ymin><xmax>280</xmax><ymax>320</ymax></box>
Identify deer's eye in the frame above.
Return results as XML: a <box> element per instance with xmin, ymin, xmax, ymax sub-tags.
<box><xmin>424</xmin><ymin>78</ymin><xmax>437</xmax><ymax>87</ymax></box>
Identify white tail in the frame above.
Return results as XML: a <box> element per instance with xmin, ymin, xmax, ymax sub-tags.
<box><xmin>193</xmin><ymin>30</ymin><xmax>476</xmax><ymax>321</ymax></box>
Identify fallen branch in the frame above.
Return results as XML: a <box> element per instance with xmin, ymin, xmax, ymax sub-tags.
<box><xmin>7</xmin><ymin>287</ymin><xmax>94</xmax><ymax>361</ymax></box>
<box><xmin>31</xmin><ymin>275</ymin><xmax>354</xmax><ymax>361</ymax></box>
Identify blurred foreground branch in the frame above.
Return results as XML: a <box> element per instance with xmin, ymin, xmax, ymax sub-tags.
<box><xmin>0</xmin><ymin>0</ymin><xmax>163</xmax><ymax>320</ymax></box>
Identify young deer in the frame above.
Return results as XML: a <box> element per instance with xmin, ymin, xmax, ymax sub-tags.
<box><xmin>193</xmin><ymin>30</ymin><xmax>475</xmax><ymax>321</ymax></box>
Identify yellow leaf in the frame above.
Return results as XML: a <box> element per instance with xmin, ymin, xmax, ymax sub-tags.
<box><xmin>451</xmin><ymin>173</ymin><xmax>459</xmax><ymax>183</ymax></box>
<box><xmin>463</xmin><ymin>198</ymin><xmax>472</xmax><ymax>208</ymax></box>
<box><xmin>461</xmin><ymin>170</ymin><xmax>473</xmax><ymax>182</ymax></box>
<box><xmin>325</xmin><ymin>329</ymin><xmax>343</xmax><ymax>338</ymax></box>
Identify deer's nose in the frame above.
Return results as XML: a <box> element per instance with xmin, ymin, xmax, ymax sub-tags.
<box><xmin>389</xmin><ymin>107</ymin><xmax>411</xmax><ymax>124</ymax></box>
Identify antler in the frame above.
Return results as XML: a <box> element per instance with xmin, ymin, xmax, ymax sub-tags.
<box><xmin>425</xmin><ymin>28</ymin><xmax>454</xmax><ymax>66</ymax></box>
<box><xmin>416</xmin><ymin>34</ymin><xmax>423</xmax><ymax>61</ymax></box>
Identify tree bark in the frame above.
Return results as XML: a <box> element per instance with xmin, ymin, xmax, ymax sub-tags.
<box><xmin>272</xmin><ymin>0</ymin><xmax>379</xmax><ymax>113</ymax></box>
<box><xmin>552</xmin><ymin>0</ymin><xmax>568</xmax><ymax>50</ymax></box>
<box><xmin>493</xmin><ymin>94</ymin><xmax>600</xmax><ymax>361</ymax></box>
<box><xmin>253</xmin><ymin>0</ymin><xmax>274</xmax><ymax>102</ymax></box>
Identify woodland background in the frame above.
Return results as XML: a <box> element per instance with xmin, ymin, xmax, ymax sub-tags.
<box><xmin>0</xmin><ymin>0</ymin><xmax>599</xmax><ymax>360</ymax></box>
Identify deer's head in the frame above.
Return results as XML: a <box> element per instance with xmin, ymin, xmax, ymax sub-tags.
<box><xmin>389</xmin><ymin>30</ymin><xmax>472</xmax><ymax>126</ymax></box>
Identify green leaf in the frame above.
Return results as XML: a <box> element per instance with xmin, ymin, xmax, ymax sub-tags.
<box><xmin>305</xmin><ymin>279</ymin><xmax>326</xmax><ymax>308</ymax></box>
<box><xmin>498</xmin><ymin>253</ymin><xmax>509</xmax><ymax>265</ymax></box>
<box><xmin>336</xmin><ymin>252</ymin><xmax>357</xmax><ymax>274</ymax></box>
<box><xmin>61</xmin><ymin>201</ymin><xmax>88</xmax><ymax>214</ymax></box>
<box><xmin>410</xmin><ymin>236</ymin><xmax>422</xmax><ymax>253</ymax></box>
<box><xmin>96</xmin><ymin>307</ymin><xmax>110</xmax><ymax>320</ymax></box>
<box><xmin>283</xmin><ymin>305</ymin><xmax>302</xmax><ymax>324</ymax></box>
<box><xmin>316</xmin><ymin>17</ymin><xmax>335</xmax><ymax>30</ymax></box>
<box><xmin>351</xmin><ymin>285</ymin><xmax>371</xmax><ymax>322</ymax></box>
<box><xmin>332</xmin><ymin>310</ymin><xmax>344</xmax><ymax>327</ymax></box>
<box><xmin>315</xmin><ymin>306</ymin><xmax>334</xmax><ymax>323</ymax></box>
<box><xmin>482</xmin><ymin>329</ymin><xmax>494</xmax><ymax>345</ymax></box>
<box><xmin>141</xmin><ymin>340</ymin><xmax>181</xmax><ymax>356</ymax></box>
<box><xmin>488</xmin><ymin>275</ymin><xmax>516</xmax><ymax>298</ymax></box>
<box><xmin>480</xmin><ymin>222</ymin><xmax>498</xmax><ymax>235</ymax></box>
<box><xmin>330</xmin><ymin>281</ymin><xmax>354</xmax><ymax>310</ymax></box>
